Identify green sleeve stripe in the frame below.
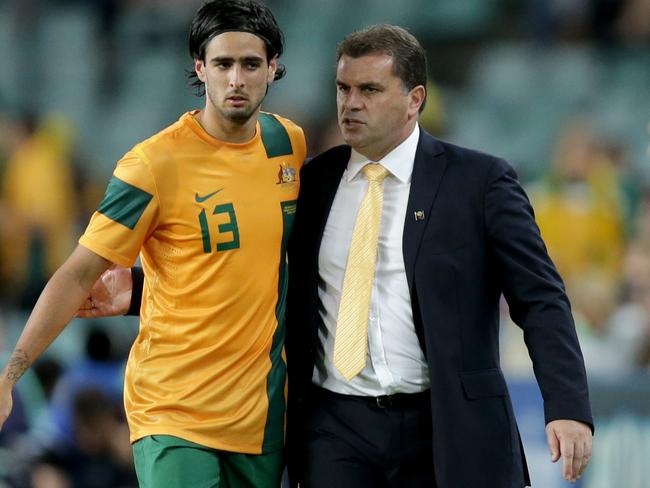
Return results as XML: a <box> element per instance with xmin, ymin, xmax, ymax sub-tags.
<box><xmin>97</xmin><ymin>176</ymin><xmax>153</xmax><ymax>230</ymax></box>
<box><xmin>259</xmin><ymin>113</ymin><xmax>293</xmax><ymax>158</ymax></box>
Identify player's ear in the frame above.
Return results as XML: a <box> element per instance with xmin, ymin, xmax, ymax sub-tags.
<box><xmin>195</xmin><ymin>58</ymin><xmax>207</xmax><ymax>83</ymax></box>
<box><xmin>267</xmin><ymin>56</ymin><xmax>277</xmax><ymax>83</ymax></box>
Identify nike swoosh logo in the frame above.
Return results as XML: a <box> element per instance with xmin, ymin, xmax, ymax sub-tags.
<box><xmin>195</xmin><ymin>188</ymin><xmax>224</xmax><ymax>203</ymax></box>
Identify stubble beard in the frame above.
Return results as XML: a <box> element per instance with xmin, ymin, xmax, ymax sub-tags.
<box><xmin>210</xmin><ymin>89</ymin><xmax>264</xmax><ymax>127</ymax></box>
<box><xmin>222</xmin><ymin>104</ymin><xmax>258</xmax><ymax>124</ymax></box>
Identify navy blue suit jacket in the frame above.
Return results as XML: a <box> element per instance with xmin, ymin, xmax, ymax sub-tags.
<box><xmin>286</xmin><ymin>128</ymin><xmax>593</xmax><ymax>488</ymax></box>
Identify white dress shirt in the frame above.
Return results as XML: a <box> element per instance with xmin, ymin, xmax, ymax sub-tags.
<box><xmin>313</xmin><ymin>125</ymin><xmax>430</xmax><ymax>396</ymax></box>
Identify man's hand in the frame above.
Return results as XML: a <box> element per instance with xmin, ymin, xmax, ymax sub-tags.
<box><xmin>546</xmin><ymin>419</ymin><xmax>593</xmax><ymax>483</ymax></box>
<box><xmin>0</xmin><ymin>384</ymin><xmax>13</xmax><ymax>431</ymax></box>
<box><xmin>1</xmin><ymin>246</ymin><xmax>112</xmax><ymax>433</ymax></box>
<box><xmin>0</xmin><ymin>349</ymin><xmax>29</xmax><ymax>431</ymax></box>
<box><xmin>75</xmin><ymin>265</ymin><xmax>133</xmax><ymax>318</ymax></box>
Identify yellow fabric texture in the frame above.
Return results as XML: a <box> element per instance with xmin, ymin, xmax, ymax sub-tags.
<box><xmin>333</xmin><ymin>164</ymin><xmax>389</xmax><ymax>381</ymax></box>
<box><xmin>79</xmin><ymin>110</ymin><xmax>305</xmax><ymax>454</ymax></box>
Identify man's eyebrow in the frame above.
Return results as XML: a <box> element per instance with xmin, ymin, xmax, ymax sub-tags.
<box><xmin>336</xmin><ymin>80</ymin><xmax>383</xmax><ymax>89</ymax></box>
<box><xmin>210</xmin><ymin>55</ymin><xmax>265</xmax><ymax>63</ymax></box>
<box><xmin>240</xmin><ymin>55</ymin><xmax>265</xmax><ymax>62</ymax></box>
<box><xmin>359</xmin><ymin>82</ymin><xmax>383</xmax><ymax>89</ymax></box>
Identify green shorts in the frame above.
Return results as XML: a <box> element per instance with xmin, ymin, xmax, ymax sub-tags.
<box><xmin>132</xmin><ymin>435</ymin><xmax>283</xmax><ymax>488</ymax></box>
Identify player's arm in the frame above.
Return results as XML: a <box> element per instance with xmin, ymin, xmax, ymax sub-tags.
<box><xmin>0</xmin><ymin>245</ymin><xmax>112</xmax><ymax>430</ymax></box>
<box><xmin>75</xmin><ymin>266</ymin><xmax>143</xmax><ymax>317</ymax></box>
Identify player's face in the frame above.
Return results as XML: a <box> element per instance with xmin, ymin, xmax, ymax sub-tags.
<box><xmin>195</xmin><ymin>31</ymin><xmax>276</xmax><ymax>125</ymax></box>
<box><xmin>336</xmin><ymin>53</ymin><xmax>423</xmax><ymax>161</ymax></box>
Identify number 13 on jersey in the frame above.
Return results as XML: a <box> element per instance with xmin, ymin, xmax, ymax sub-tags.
<box><xmin>198</xmin><ymin>203</ymin><xmax>240</xmax><ymax>253</ymax></box>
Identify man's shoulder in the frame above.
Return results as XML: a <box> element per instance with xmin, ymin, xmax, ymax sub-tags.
<box><xmin>419</xmin><ymin>131</ymin><xmax>514</xmax><ymax>182</ymax></box>
<box><xmin>130</xmin><ymin>113</ymin><xmax>193</xmax><ymax>155</ymax></box>
<box><xmin>423</xmin><ymin>132</ymin><xmax>504</xmax><ymax>167</ymax></box>
<box><xmin>260</xmin><ymin>111</ymin><xmax>304</xmax><ymax>133</ymax></box>
<box><xmin>259</xmin><ymin>111</ymin><xmax>306</xmax><ymax>147</ymax></box>
<box><xmin>259</xmin><ymin>111</ymin><xmax>307</xmax><ymax>161</ymax></box>
<box><xmin>305</xmin><ymin>145</ymin><xmax>351</xmax><ymax>169</ymax></box>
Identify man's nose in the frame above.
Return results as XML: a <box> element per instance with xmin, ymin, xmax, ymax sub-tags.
<box><xmin>229</xmin><ymin>66</ymin><xmax>244</xmax><ymax>87</ymax></box>
<box><xmin>342</xmin><ymin>90</ymin><xmax>363</xmax><ymax>111</ymax></box>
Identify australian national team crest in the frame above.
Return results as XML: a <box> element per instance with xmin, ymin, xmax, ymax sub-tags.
<box><xmin>277</xmin><ymin>161</ymin><xmax>297</xmax><ymax>188</ymax></box>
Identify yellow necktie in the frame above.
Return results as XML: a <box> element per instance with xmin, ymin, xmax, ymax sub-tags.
<box><xmin>334</xmin><ymin>163</ymin><xmax>390</xmax><ymax>381</ymax></box>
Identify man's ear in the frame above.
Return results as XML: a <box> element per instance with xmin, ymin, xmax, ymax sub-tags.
<box><xmin>408</xmin><ymin>85</ymin><xmax>426</xmax><ymax>116</ymax></box>
<box><xmin>267</xmin><ymin>56</ymin><xmax>278</xmax><ymax>83</ymax></box>
<box><xmin>195</xmin><ymin>58</ymin><xmax>207</xmax><ymax>83</ymax></box>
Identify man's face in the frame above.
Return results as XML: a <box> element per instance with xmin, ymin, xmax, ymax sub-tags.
<box><xmin>336</xmin><ymin>53</ymin><xmax>422</xmax><ymax>161</ymax></box>
<box><xmin>195</xmin><ymin>31</ymin><xmax>276</xmax><ymax>125</ymax></box>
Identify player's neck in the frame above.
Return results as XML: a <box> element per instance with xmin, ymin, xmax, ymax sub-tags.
<box><xmin>197</xmin><ymin>107</ymin><xmax>258</xmax><ymax>144</ymax></box>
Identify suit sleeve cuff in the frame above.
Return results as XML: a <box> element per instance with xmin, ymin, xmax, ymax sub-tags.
<box><xmin>544</xmin><ymin>397</ymin><xmax>595</xmax><ymax>434</ymax></box>
<box><xmin>126</xmin><ymin>267</ymin><xmax>144</xmax><ymax>316</ymax></box>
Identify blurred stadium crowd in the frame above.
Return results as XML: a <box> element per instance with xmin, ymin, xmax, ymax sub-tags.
<box><xmin>0</xmin><ymin>0</ymin><xmax>649</xmax><ymax>487</ymax></box>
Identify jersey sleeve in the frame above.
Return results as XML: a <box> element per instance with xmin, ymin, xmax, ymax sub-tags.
<box><xmin>292</xmin><ymin>125</ymin><xmax>307</xmax><ymax>167</ymax></box>
<box><xmin>79</xmin><ymin>149</ymin><xmax>159</xmax><ymax>267</ymax></box>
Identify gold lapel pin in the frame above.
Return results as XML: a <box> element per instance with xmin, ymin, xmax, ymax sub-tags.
<box><xmin>414</xmin><ymin>210</ymin><xmax>425</xmax><ymax>221</ymax></box>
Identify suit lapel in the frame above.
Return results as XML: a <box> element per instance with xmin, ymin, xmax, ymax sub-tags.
<box><xmin>403</xmin><ymin>129</ymin><xmax>447</xmax><ymax>292</ymax></box>
<box><xmin>313</xmin><ymin>146</ymin><xmax>350</xmax><ymax>252</ymax></box>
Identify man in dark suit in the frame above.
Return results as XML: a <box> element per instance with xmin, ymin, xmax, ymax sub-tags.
<box><xmin>285</xmin><ymin>25</ymin><xmax>593</xmax><ymax>488</ymax></box>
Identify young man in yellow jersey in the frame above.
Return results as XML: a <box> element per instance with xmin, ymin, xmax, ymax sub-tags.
<box><xmin>0</xmin><ymin>1</ymin><xmax>306</xmax><ymax>486</ymax></box>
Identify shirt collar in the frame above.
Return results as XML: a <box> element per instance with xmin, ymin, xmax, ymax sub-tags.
<box><xmin>346</xmin><ymin>124</ymin><xmax>420</xmax><ymax>184</ymax></box>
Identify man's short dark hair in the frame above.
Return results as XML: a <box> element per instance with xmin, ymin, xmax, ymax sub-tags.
<box><xmin>337</xmin><ymin>24</ymin><xmax>428</xmax><ymax>112</ymax></box>
<box><xmin>188</xmin><ymin>0</ymin><xmax>285</xmax><ymax>95</ymax></box>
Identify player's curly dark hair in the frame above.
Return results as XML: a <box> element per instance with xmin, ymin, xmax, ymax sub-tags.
<box><xmin>187</xmin><ymin>0</ymin><xmax>286</xmax><ymax>96</ymax></box>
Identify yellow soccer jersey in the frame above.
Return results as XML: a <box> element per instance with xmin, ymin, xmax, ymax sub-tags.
<box><xmin>79</xmin><ymin>110</ymin><xmax>305</xmax><ymax>454</ymax></box>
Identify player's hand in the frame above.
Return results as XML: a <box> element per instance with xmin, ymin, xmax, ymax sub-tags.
<box><xmin>546</xmin><ymin>419</ymin><xmax>592</xmax><ymax>483</ymax></box>
<box><xmin>75</xmin><ymin>265</ymin><xmax>133</xmax><ymax>317</ymax></box>
<box><xmin>0</xmin><ymin>383</ymin><xmax>13</xmax><ymax>432</ymax></box>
